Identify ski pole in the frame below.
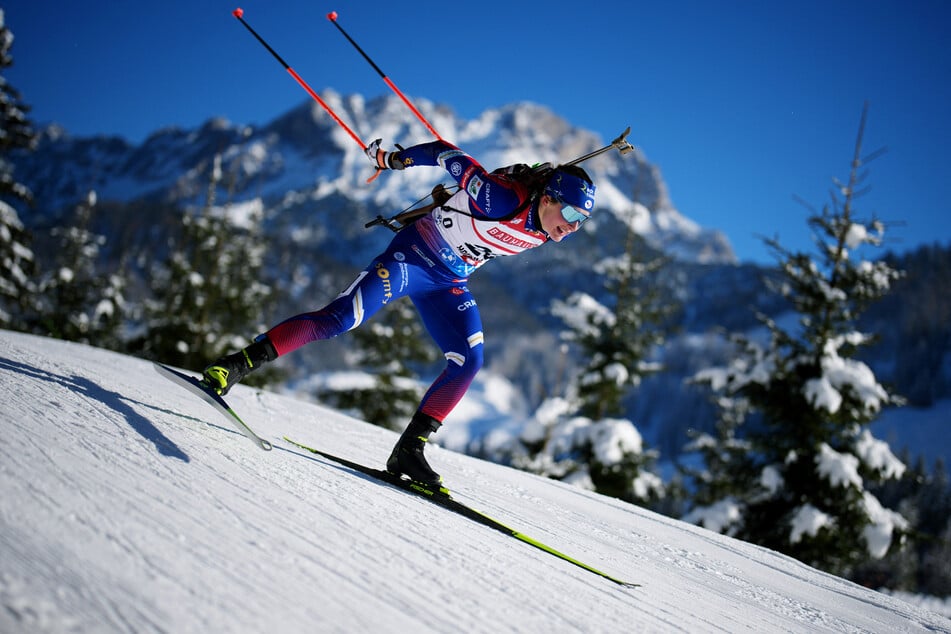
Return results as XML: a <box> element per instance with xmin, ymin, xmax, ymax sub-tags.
<box><xmin>232</xmin><ymin>8</ymin><xmax>367</xmax><ymax>151</ymax></box>
<box><xmin>327</xmin><ymin>11</ymin><xmax>445</xmax><ymax>141</ymax></box>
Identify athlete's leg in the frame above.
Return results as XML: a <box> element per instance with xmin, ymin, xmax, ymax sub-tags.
<box><xmin>386</xmin><ymin>282</ymin><xmax>483</xmax><ymax>484</ymax></box>
<box><xmin>411</xmin><ymin>284</ymin><xmax>485</xmax><ymax>421</ymax></box>
<box><xmin>265</xmin><ymin>254</ymin><xmax>410</xmax><ymax>356</ymax></box>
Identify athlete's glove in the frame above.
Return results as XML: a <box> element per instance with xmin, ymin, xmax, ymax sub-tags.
<box><xmin>365</xmin><ymin>138</ymin><xmax>405</xmax><ymax>170</ymax></box>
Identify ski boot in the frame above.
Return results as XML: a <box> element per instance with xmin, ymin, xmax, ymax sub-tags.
<box><xmin>202</xmin><ymin>336</ymin><xmax>277</xmax><ymax>395</ymax></box>
<box><xmin>387</xmin><ymin>412</ymin><xmax>444</xmax><ymax>488</ymax></box>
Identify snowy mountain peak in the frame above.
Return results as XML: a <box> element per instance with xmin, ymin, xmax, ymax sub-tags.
<box><xmin>20</xmin><ymin>92</ymin><xmax>735</xmax><ymax>264</ymax></box>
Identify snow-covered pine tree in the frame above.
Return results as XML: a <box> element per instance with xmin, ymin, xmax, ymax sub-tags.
<box><xmin>506</xmin><ymin>230</ymin><xmax>673</xmax><ymax>504</ymax></box>
<box><xmin>688</xmin><ymin>104</ymin><xmax>907</xmax><ymax>576</ymax></box>
<box><xmin>851</xmin><ymin>453</ymin><xmax>951</xmax><ymax>593</ymax></box>
<box><xmin>34</xmin><ymin>191</ymin><xmax>125</xmax><ymax>347</ymax></box>
<box><xmin>135</xmin><ymin>154</ymin><xmax>275</xmax><ymax>377</ymax></box>
<box><xmin>0</xmin><ymin>10</ymin><xmax>37</xmax><ymax>329</ymax></box>
<box><xmin>0</xmin><ymin>199</ymin><xmax>32</xmax><ymax>328</ymax></box>
<box><xmin>316</xmin><ymin>297</ymin><xmax>438</xmax><ymax>430</ymax></box>
<box><xmin>679</xmin><ymin>394</ymin><xmax>756</xmax><ymax>535</ymax></box>
<box><xmin>556</xmin><ymin>237</ymin><xmax>672</xmax><ymax>419</ymax></box>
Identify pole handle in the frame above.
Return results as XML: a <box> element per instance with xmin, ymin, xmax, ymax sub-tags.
<box><xmin>566</xmin><ymin>127</ymin><xmax>635</xmax><ymax>166</ymax></box>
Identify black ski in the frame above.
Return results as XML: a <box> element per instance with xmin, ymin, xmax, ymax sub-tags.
<box><xmin>283</xmin><ymin>436</ymin><xmax>638</xmax><ymax>588</ymax></box>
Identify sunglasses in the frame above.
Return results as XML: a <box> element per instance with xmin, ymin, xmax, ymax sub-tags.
<box><xmin>549</xmin><ymin>194</ymin><xmax>591</xmax><ymax>225</ymax></box>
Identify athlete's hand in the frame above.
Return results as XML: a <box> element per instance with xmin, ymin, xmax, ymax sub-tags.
<box><xmin>365</xmin><ymin>138</ymin><xmax>405</xmax><ymax>170</ymax></box>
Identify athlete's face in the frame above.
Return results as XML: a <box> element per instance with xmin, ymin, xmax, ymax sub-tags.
<box><xmin>539</xmin><ymin>194</ymin><xmax>586</xmax><ymax>242</ymax></box>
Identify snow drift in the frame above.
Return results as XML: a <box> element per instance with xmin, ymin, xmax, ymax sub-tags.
<box><xmin>1</xmin><ymin>330</ymin><xmax>948</xmax><ymax>633</ymax></box>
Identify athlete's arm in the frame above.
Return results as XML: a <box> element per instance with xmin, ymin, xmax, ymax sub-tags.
<box><xmin>396</xmin><ymin>141</ymin><xmax>524</xmax><ymax>219</ymax></box>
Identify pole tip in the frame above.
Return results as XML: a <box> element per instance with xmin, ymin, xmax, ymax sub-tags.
<box><xmin>327</xmin><ymin>11</ymin><xmax>338</xmax><ymax>21</ymax></box>
<box><xmin>232</xmin><ymin>8</ymin><xmax>244</xmax><ymax>18</ymax></box>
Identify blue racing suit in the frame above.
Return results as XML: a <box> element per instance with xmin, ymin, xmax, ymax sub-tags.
<box><xmin>264</xmin><ymin>140</ymin><xmax>551</xmax><ymax>421</ymax></box>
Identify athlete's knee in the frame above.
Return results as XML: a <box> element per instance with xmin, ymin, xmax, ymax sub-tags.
<box><xmin>443</xmin><ymin>335</ymin><xmax>484</xmax><ymax>380</ymax></box>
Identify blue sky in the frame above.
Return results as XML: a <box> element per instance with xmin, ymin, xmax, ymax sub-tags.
<box><xmin>4</xmin><ymin>1</ymin><xmax>949</xmax><ymax>264</ymax></box>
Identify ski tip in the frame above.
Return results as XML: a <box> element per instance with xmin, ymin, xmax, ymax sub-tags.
<box><xmin>152</xmin><ymin>361</ymin><xmax>175</xmax><ymax>376</ymax></box>
<box><xmin>232</xmin><ymin>7</ymin><xmax>244</xmax><ymax>19</ymax></box>
<box><xmin>327</xmin><ymin>11</ymin><xmax>338</xmax><ymax>21</ymax></box>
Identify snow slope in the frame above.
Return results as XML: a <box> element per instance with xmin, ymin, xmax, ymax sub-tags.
<box><xmin>1</xmin><ymin>330</ymin><xmax>948</xmax><ymax>634</ymax></box>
